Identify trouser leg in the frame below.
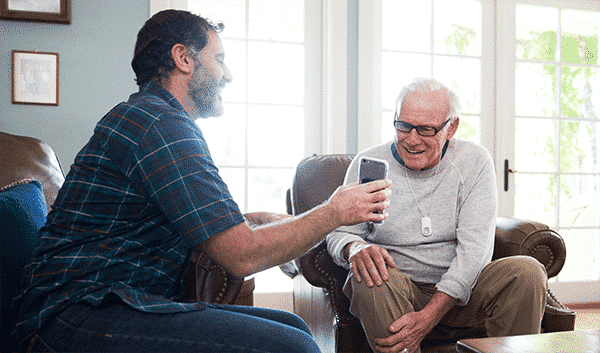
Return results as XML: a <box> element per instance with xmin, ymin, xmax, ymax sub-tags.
<box><xmin>438</xmin><ymin>256</ymin><xmax>548</xmax><ymax>337</ymax></box>
<box><xmin>344</xmin><ymin>255</ymin><xmax>548</xmax><ymax>352</ymax></box>
<box><xmin>36</xmin><ymin>296</ymin><xmax>320</xmax><ymax>353</ymax></box>
<box><xmin>344</xmin><ymin>268</ymin><xmax>430</xmax><ymax>353</ymax></box>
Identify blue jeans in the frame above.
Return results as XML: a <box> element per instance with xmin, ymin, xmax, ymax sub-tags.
<box><xmin>31</xmin><ymin>296</ymin><xmax>320</xmax><ymax>352</ymax></box>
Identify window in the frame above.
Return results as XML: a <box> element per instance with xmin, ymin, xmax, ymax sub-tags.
<box><xmin>496</xmin><ymin>0</ymin><xmax>600</xmax><ymax>302</ymax></box>
<box><xmin>186</xmin><ymin>0</ymin><xmax>311</xmax><ymax>293</ymax></box>
<box><xmin>380</xmin><ymin>0</ymin><xmax>486</xmax><ymax>145</ymax></box>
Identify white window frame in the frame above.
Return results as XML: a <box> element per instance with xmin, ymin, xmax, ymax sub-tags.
<box><xmin>496</xmin><ymin>0</ymin><xmax>600</xmax><ymax>304</ymax></box>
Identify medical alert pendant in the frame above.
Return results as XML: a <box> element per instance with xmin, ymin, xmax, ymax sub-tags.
<box><xmin>422</xmin><ymin>216</ymin><xmax>432</xmax><ymax>236</ymax></box>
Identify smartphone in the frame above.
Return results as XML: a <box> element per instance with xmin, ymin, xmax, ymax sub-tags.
<box><xmin>358</xmin><ymin>157</ymin><xmax>389</xmax><ymax>222</ymax></box>
<box><xmin>358</xmin><ymin>157</ymin><xmax>389</xmax><ymax>185</ymax></box>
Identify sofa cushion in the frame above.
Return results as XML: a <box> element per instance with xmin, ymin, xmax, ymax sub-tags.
<box><xmin>0</xmin><ymin>179</ymin><xmax>47</xmax><ymax>344</ymax></box>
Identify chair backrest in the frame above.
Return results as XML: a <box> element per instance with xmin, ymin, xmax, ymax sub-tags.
<box><xmin>288</xmin><ymin>154</ymin><xmax>354</xmax><ymax>215</ymax></box>
<box><xmin>0</xmin><ymin>180</ymin><xmax>47</xmax><ymax>345</ymax></box>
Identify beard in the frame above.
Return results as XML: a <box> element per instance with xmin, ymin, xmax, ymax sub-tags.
<box><xmin>188</xmin><ymin>63</ymin><xmax>224</xmax><ymax>119</ymax></box>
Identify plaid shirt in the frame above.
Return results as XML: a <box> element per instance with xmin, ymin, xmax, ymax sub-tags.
<box><xmin>12</xmin><ymin>82</ymin><xmax>245</xmax><ymax>343</ymax></box>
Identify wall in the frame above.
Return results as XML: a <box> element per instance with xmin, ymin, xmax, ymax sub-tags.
<box><xmin>0</xmin><ymin>0</ymin><xmax>150</xmax><ymax>172</ymax></box>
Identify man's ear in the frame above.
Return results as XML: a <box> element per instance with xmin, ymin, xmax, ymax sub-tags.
<box><xmin>171</xmin><ymin>44</ymin><xmax>194</xmax><ymax>74</ymax></box>
<box><xmin>446</xmin><ymin>117</ymin><xmax>460</xmax><ymax>140</ymax></box>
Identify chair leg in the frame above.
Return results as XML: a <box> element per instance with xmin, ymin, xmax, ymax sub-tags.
<box><xmin>336</xmin><ymin>323</ymin><xmax>372</xmax><ymax>353</ymax></box>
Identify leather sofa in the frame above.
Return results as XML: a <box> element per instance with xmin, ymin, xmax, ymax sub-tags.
<box><xmin>284</xmin><ymin>154</ymin><xmax>576</xmax><ymax>353</ymax></box>
<box><xmin>0</xmin><ymin>132</ymin><xmax>66</xmax><ymax>349</ymax></box>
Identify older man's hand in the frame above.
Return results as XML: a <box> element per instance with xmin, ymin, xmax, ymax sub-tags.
<box><xmin>346</xmin><ymin>242</ymin><xmax>396</xmax><ymax>287</ymax></box>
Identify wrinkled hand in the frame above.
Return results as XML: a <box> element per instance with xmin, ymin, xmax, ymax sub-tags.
<box><xmin>374</xmin><ymin>311</ymin><xmax>435</xmax><ymax>353</ymax></box>
<box><xmin>327</xmin><ymin>180</ymin><xmax>392</xmax><ymax>226</ymax></box>
<box><xmin>347</xmin><ymin>242</ymin><xmax>396</xmax><ymax>287</ymax></box>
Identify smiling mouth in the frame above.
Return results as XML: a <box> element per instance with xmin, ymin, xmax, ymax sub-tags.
<box><xmin>403</xmin><ymin>145</ymin><xmax>424</xmax><ymax>155</ymax></box>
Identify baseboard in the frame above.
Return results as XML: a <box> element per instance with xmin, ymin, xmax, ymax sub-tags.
<box><xmin>565</xmin><ymin>302</ymin><xmax>600</xmax><ymax>310</ymax></box>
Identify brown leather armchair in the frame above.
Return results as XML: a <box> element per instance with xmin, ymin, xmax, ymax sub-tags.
<box><xmin>284</xmin><ymin>154</ymin><xmax>576</xmax><ymax>353</ymax></box>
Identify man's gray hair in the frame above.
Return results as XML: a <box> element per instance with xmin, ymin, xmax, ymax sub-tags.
<box><xmin>394</xmin><ymin>77</ymin><xmax>461</xmax><ymax>120</ymax></box>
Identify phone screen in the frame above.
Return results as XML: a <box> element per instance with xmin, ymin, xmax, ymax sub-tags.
<box><xmin>359</xmin><ymin>157</ymin><xmax>389</xmax><ymax>184</ymax></box>
<box><xmin>358</xmin><ymin>157</ymin><xmax>389</xmax><ymax>222</ymax></box>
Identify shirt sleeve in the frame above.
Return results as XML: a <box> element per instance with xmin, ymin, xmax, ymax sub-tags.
<box><xmin>130</xmin><ymin>115</ymin><xmax>245</xmax><ymax>247</ymax></box>
<box><xmin>435</xmin><ymin>149</ymin><xmax>497</xmax><ymax>305</ymax></box>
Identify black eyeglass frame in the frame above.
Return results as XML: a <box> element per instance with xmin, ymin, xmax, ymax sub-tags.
<box><xmin>393</xmin><ymin>113</ymin><xmax>452</xmax><ymax>137</ymax></box>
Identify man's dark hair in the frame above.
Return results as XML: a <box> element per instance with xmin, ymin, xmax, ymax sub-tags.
<box><xmin>132</xmin><ymin>10</ymin><xmax>224</xmax><ymax>86</ymax></box>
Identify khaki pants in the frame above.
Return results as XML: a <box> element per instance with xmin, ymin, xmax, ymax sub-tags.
<box><xmin>343</xmin><ymin>256</ymin><xmax>548</xmax><ymax>353</ymax></box>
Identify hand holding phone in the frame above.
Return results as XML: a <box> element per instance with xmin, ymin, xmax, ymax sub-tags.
<box><xmin>358</xmin><ymin>157</ymin><xmax>389</xmax><ymax>223</ymax></box>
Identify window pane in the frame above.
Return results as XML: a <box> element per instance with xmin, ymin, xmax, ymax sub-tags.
<box><xmin>515</xmin><ymin>173</ymin><xmax>556</xmax><ymax>227</ymax></box>
<box><xmin>560</xmin><ymin>66</ymin><xmax>599</xmax><ymax>119</ymax></box>
<box><xmin>196</xmin><ymin>103</ymin><xmax>246</xmax><ymax>166</ymax></box>
<box><xmin>381</xmin><ymin>111</ymin><xmax>395</xmax><ymax>143</ymax></box>
<box><xmin>454</xmin><ymin>115</ymin><xmax>480</xmax><ymax>143</ymax></box>
<box><xmin>222</xmin><ymin>39</ymin><xmax>246</xmax><ymax>103</ymax></box>
<box><xmin>249</xmin><ymin>0</ymin><xmax>303</xmax><ymax>42</ymax></box>
<box><xmin>433</xmin><ymin>56</ymin><xmax>480</xmax><ymax>114</ymax></box>
<box><xmin>561</xmin><ymin>9</ymin><xmax>599</xmax><ymax>65</ymax></box>
<box><xmin>515</xmin><ymin>118</ymin><xmax>556</xmax><ymax>173</ymax></box>
<box><xmin>515</xmin><ymin>63</ymin><xmax>557</xmax><ymax>117</ymax></box>
<box><xmin>382</xmin><ymin>52</ymin><xmax>431</xmax><ymax>111</ymax></box>
<box><xmin>382</xmin><ymin>0</ymin><xmax>431</xmax><ymax>52</ymax></box>
<box><xmin>557</xmin><ymin>228</ymin><xmax>600</xmax><ymax>282</ymax></box>
<box><xmin>247</xmin><ymin>105</ymin><xmax>303</xmax><ymax>167</ymax></box>
<box><xmin>188</xmin><ymin>0</ymin><xmax>246</xmax><ymax>39</ymax></box>
<box><xmin>516</xmin><ymin>5</ymin><xmax>558</xmax><ymax>61</ymax></box>
<box><xmin>248</xmin><ymin>42</ymin><xmax>303</xmax><ymax>105</ymax></box>
<box><xmin>559</xmin><ymin>175</ymin><xmax>600</xmax><ymax>228</ymax></box>
<box><xmin>433</xmin><ymin>0</ymin><xmax>481</xmax><ymax>56</ymax></box>
<box><xmin>248</xmin><ymin>168</ymin><xmax>294</xmax><ymax>214</ymax></box>
<box><xmin>560</xmin><ymin>120</ymin><xmax>600</xmax><ymax>173</ymax></box>
<box><xmin>218</xmin><ymin>167</ymin><xmax>246</xmax><ymax>213</ymax></box>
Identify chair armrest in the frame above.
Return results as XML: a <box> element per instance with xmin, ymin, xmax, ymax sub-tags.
<box><xmin>297</xmin><ymin>241</ymin><xmax>347</xmax><ymax>289</ymax></box>
<box><xmin>494</xmin><ymin>217</ymin><xmax>566</xmax><ymax>278</ymax></box>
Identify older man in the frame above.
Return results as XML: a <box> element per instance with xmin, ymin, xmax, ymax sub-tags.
<box><xmin>327</xmin><ymin>77</ymin><xmax>547</xmax><ymax>353</ymax></box>
<box><xmin>10</xmin><ymin>10</ymin><xmax>391</xmax><ymax>353</ymax></box>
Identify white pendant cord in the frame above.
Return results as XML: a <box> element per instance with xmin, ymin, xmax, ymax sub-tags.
<box><xmin>404</xmin><ymin>165</ymin><xmax>439</xmax><ymax>236</ymax></box>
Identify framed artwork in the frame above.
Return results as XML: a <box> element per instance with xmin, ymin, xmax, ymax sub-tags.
<box><xmin>0</xmin><ymin>0</ymin><xmax>71</xmax><ymax>24</ymax></box>
<box><xmin>11</xmin><ymin>50</ymin><xmax>59</xmax><ymax>106</ymax></box>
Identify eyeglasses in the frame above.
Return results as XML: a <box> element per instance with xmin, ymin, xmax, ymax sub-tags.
<box><xmin>393</xmin><ymin>114</ymin><xmax>452</xmax><ymax>137</ymax></box>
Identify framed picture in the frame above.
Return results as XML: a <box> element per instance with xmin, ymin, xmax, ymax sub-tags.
<box><xmin>11</xmin><ymin>50</ymin><xmax>59</xmax><ymax>106</ymax></box>
<box><xmin>0</xmin><ymin>0</ymin><xmax>71</xmax><ymax>24</ymax></box>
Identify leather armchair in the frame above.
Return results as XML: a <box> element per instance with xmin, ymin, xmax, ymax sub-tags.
<box><xmin>284</xmin><ymin>154</ymin><xmax>576</xmax><ymax>353</ymax></box>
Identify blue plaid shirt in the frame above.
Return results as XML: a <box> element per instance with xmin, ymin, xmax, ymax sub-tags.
<box><xmin>12</xmin><ymin>82</ymin><xmax>245</xmax><ymax>344</ymax></box>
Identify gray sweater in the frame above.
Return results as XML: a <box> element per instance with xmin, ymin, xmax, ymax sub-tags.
<box><xmin>327</xmin><ymin>139</ymin><xmax>497</xmax><ymax>305</ymax></box>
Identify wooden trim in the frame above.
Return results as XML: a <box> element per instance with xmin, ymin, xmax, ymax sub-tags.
<box><xmin>0</xmin><ymin>0</ymin><xmax>71</xmax><ymax>24</ymax></box>
<box><xmin>566</xmin><ymin>302</ymin><xmax>600</xmax><ymax>310</ymax></box>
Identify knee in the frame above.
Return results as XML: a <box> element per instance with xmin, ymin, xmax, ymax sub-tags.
<box><xmin>504</xmin><ymin>256</ymin><xmax>548</xmax><ymax>293</ymax></box>
<box><xmin>350</xmin><ymin>268</ymin><xmax>412</xmax><ymax>301</ymax></box>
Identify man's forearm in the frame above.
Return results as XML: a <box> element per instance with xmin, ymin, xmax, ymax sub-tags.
<box><xmin>247</xmin><ymin>202</ymin><xmax>341</xmax><ymax>273</ymax></box>
<box><xmin>421</xmin><ymin>291</ymin><xmax>458</xmax><ymax>328</ymax></box>
<box><xmin>201</xmin><ymin>180</ymin><xmax>391</xmax><ymax>277</ymax></box>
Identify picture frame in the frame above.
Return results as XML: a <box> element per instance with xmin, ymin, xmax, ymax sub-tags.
<box><xmin>0</xmin><ymin>0</ymin><xmax>71</xmax><ymax>24</ymax></box>
<box><xmin>11</xmin><ymin>50</ymin><xmax>59</xmax><ymax>106</ymax></box>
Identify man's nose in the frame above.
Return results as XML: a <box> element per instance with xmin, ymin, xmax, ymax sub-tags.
<box><xmin>404</xmin><ymin>128</ymin><xmax>422</xmax><ymax>144</ymax></box>
<box><xmin>222</xmin><ymin>63</ymin><xmax>233</xmax><ymax>84</ymax></box>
